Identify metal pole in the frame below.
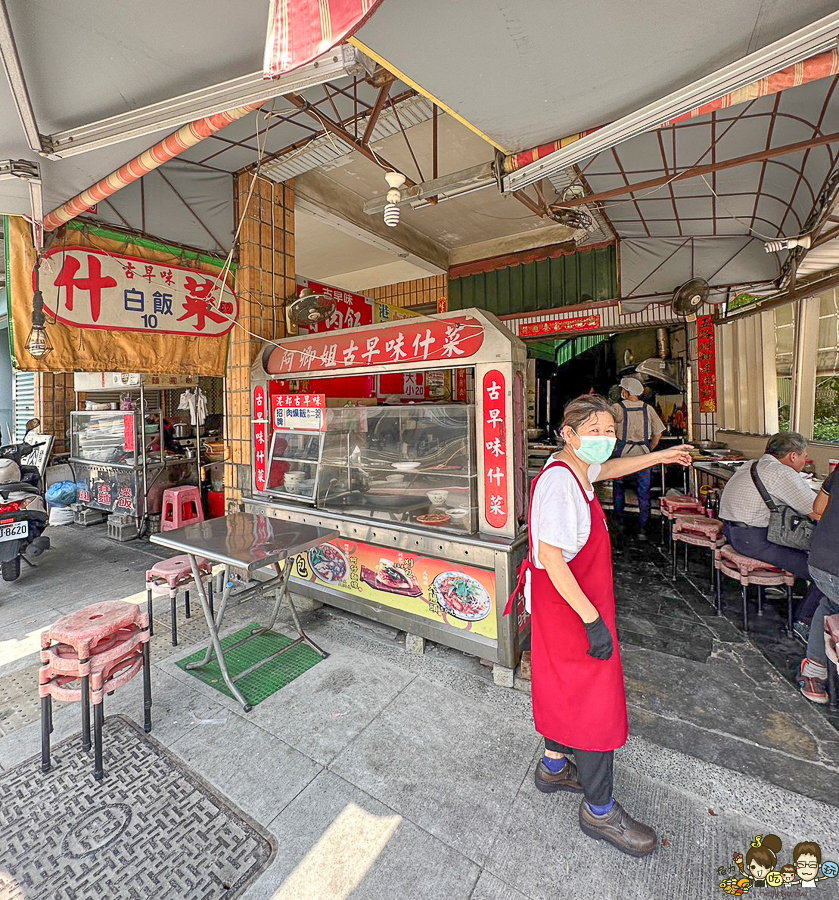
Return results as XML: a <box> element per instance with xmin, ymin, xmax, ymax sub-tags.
<box><xmin>194</xmin><ymin>388</ymin><xmax>203</xmax><ymax>511</ymax></box>
<box><xmin>139</xmin><ymin>385</ymin><xmax>149</xmax><ymax>533</ymax></box>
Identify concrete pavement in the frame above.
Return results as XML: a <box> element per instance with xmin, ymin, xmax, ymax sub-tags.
<box><xmin>0</xmin><ymin>524</ymin><xmax>837</xmax><ymax>899</ymax></box>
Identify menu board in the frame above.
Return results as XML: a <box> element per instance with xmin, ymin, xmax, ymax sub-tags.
<box><xmin>291</xmin><ymin>537</ymin><xmax>497</xmax><ymax>640</ymax></box>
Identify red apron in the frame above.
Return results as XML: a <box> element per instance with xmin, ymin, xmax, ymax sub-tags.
<box><xmin>511</xmin><ymin>460</ymin><xmax>628</xmax><ymax>751</ymax></box>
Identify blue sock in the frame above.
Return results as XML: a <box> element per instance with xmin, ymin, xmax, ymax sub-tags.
<box><xmin>542</xmin><ymin>755</ymin><xmax>567</xmax><ymax>773</ymax></box>
<box><xmin>587</xmin><ymin>798</ymin><xmax>615</xmax><ymax>816</ymax></box>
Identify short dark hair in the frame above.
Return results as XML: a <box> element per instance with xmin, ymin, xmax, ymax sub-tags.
<box><xmin>794</xmin><ymin>842</ymin><xmax>821</xmax><ymax>864</ymax></box>
<box><xmin>781</xmin><ymin>865</ymin><xmax>795</xmax><ymax>875</ymax></box>
<box><xmin>765</xmin><ymin>432</ymin><xmax>807</xmax><ymax>459</ymax></box>
<box><xmin>560</xmin><ymin>394</ymin><xmax>615</xmax><ymax>434</ymax></box>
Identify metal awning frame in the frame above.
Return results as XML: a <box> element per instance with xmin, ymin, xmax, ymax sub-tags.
<box><xmin>501</xmin><ymin>10</ymin><xmax>839</xmax><ymax>192</ymax></box>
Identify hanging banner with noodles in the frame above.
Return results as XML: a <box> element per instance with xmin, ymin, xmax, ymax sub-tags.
<box><xmin>5</xmin><ymin>216</ymin><xmax>236</xmax><ymax>375</ymax></box>
<box><xmin>263</xmin><ymin>0</ymin><xmax>386</xmax><ymax>78</ymax></box>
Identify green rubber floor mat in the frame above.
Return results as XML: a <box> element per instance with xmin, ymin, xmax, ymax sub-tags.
<box><xmin>175</xmin><ymin>622</ymin><xmax>323</xmax><ymax>705</ymax></box>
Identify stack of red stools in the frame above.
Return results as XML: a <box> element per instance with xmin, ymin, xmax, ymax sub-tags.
<box><xmin>39</xmin><ymin>600</ymin><xmax>152</xmax><ymax>781</ymax></box>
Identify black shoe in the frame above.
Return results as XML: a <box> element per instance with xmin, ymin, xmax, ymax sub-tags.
<box><xmin>579</xmin><ymin>799</ymin><xmax>657</xmax><ymax>857</ymax></box>
<box><xmin>534</xmin><ymin>758</ymin><xmax>584</xmax><ymax>794</ymax></box>
<box><xmin>791</xmin><ymin>620</ymin><xmax>809</xmax><ymax>646</ymax></box>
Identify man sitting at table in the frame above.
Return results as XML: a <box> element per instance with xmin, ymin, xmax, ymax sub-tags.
<box><xmin>719</xmin><ymin>432</ymin><xmax>822</xmax><ymax>644</ymax></box>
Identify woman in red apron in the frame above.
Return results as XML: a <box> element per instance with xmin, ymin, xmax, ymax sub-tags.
<box><xmin>506</xmin><ymin>394</ymin><xmax>691</xmax><ymax>857</ymax></box>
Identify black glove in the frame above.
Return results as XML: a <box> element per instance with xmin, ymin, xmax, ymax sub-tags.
<box><xmin>584</xmin><ymin>615</ymin><xmax>614</xmax><ymax>661</ymax></box>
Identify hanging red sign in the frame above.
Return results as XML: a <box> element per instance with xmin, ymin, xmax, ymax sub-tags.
<box><xmin>36</xmin><ymin>246</ymin><xmax>237</xmax><ymax>337</ymax></box>
<box><xmin>123</xmin><ymin>415</ymin><xmax>135</xmax><ymax>453</ymax></box>
<box><xmin>455</xmin><ymin>368</ymin><xmax>468</xmax><ymax>402</ymax></box>
<box><xmin>296</xmin><ymin>278</ymin><xmax>374</xmax><ymax>333</ymax></box>
<box><xmin>483</xmin><ymin>369</ymin><xmax>508</xmax><ymax>529</ymax></box>
<box><xmin>697</xmin><ymin>315</ymin><xmax>717</xmax><ymax>413</ymax></box>
<box><xmin>264</xmin><ymin>315</ymin><xmax>485</xmax><ymax>376</ymax></box>
<box><xmin>253</xmin><ymin>386</ymin><xmax>268</xmax><ymax>491</ymax></box>
<box><xmin>519</xmin><ymin>314</ymin><xmax>601</xmax><ymax>337</ymax></box>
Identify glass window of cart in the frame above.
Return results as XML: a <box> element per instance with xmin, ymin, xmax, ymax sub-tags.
<box><xmin>316</xmin><ymin>404</ymin><xmax>477</xmax><ymax>533</ymax></box>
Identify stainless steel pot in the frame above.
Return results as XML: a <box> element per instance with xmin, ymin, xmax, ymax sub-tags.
<box><xmin>171</xmin><ymin>423</ymin><xmax>192</xmax><ymax>439</ymax></box>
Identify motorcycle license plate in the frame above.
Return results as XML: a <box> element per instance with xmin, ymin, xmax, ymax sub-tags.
<box><xmin>0</xmin><ymin>521</ymin><xmax>28</xmax><ymax>542</ymax></box>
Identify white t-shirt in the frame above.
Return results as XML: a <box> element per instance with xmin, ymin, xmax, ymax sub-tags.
<box><xmin>524</xmin><ymin>455</ymin><xmax>601</xmax><ymax>611</ymax></box>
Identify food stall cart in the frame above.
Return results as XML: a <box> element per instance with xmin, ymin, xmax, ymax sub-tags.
<box><xmin>244</xmin><ymin>308</ymin><xmax>530</xmax><ymax>673</ymax></box>
<box><xmin>70</xmin><ymin>372</ymin><xmax>199</xmax><ymax>533</ymax></box>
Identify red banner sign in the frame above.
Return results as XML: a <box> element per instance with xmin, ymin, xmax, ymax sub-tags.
<box><xmin>265</xmin><ymin>315</ymin><xmax>485</xmax><ymax>376</ymax></box>
<box><xmin>37</xmin><ymin>246</ymin><xmax>237</xmax><ymax>337</ymax></box>
<box><xmin>483</xmin><ymin>369</ymin><xmax>508</xmax><ymax>529</ymax></box>
<box><xmin>253</xmin><ymin>386</ymin><xmax>268</xmax><ymax>491</ymax></box>
<box><xmin>697</xmin><ymin>315</ymin><xmax>717</xmax><ymax>413</ymax></box>
<box><xmin>520</xmin><ymin>314</ymin><xmax>601</xmax><ymax>337</ymax></box>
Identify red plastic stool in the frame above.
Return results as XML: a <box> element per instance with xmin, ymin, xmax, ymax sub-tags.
<box><xmin>660</xmin><ymin>494</ymin><xmax>705</xmax><ymax>547</ymax></box>
<box><xmin>39</xmin><ymin>600</ymin><xmax>151</xmax><ymax>780</ymax></box>
<box><xmin>714</xmin><ymin>544</ymin><xmax>795</xmax><ymax>632</ymax></box>
<box><xmin>146</xmin><ymin>554</ymin><xmax>213</xmax><ymax>646</ymax></box>
<box><xmin>161</xmin><ymin>486</ymin><xmax>204</xmax><ymax>532</ymax></box>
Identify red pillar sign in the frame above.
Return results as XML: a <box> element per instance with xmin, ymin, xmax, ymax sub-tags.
<box><xmin>483</xmin><ymin>369</ymin><xmax>508</xmax><ymax>529</ymax></box>
<box><xmin>697</xmin><ymin>315</ymin><xmax>717</xmax><ymax>414</ymax></box>
<box><xmin>253</xmin><ymin>386</ymin><xmax>268</xmax><ymax>491</ymax></box>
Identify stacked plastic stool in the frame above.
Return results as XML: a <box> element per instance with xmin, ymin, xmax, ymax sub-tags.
<box><xmin>671</xmin><ymin>514</ymin><xmax>725</xmax><ymax>591</ymax></box>
<box><xmin>161</xmin><ymin>486</ymin><xmax>204</xmax><ymax>532</ymax></box>
<box><xmin>660</xmin><ymin>494</ymin><xmax>705</xmax><ymax>546</ymax></box>
<box><xmin>39</xmin><ymin>600</ymin><xmax>151</xmax><ymax>781</ymax></box>
<box><xmin>146</xmin><ymin>555</ymin><xmax>214</xmax><ymax>646</ymax></box>
<box><xmin>714</xmin><ymin>544</ymin><xmax>795</xmax><ymax>632</ymax></box>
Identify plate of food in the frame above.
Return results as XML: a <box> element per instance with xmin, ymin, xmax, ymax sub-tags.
<box><xmin>416</xmin><ymin>512</ymin><xmax>451</xmax><ymax>526</ymax></box>
<box><xmin>360</xmin><ymin>559</ymin><xmax>423</xmax><ymax>597</ymax></box>
<box><xmin>307</xmin><ymin>542</ymin><xmax>349</xmax><ymax>584</ymax></box>
<box><xmin>432</xmin><ymin>571</ymin><xmax>492</xmax><ymax>621</ymax></box>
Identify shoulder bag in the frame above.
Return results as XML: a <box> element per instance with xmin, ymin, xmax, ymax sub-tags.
<box><xmin>749</xmin><ymin>461</ymin><xmax>814</xmax><ymax>551</ymax></box>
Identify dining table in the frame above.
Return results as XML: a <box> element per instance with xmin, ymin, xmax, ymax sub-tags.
<box><xmin>151</xmin><ymin>512</ymin><xmax>337</xmax><ymax>711</ymax></box>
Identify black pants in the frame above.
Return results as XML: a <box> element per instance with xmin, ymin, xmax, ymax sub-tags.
<box><xmin>724</xmin><ymin>523</ymin><xmax>823</xmax><ymax>623</ymax></box>
<box><xmin>544</xmin><ymin>738</ymin><xmax>613</xmax><ymax>805</ymax></box>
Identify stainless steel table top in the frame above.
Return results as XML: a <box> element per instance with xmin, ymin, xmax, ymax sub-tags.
<box><xmin>150</xmin><ymin>512</ymin><xmax>338</xmax><ymax>572</ymax></box>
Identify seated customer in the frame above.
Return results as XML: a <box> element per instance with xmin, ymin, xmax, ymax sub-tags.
<box><xmin>719</xmin><ymin>432</ymin><xmax>821</xmax><ymax>642</ymax></box>
<box><xmin>799</xmin><ymin>467</ymin><xmax>839</xmax><ymax>704</ymax></box>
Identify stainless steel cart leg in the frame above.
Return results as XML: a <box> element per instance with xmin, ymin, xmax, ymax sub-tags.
<box><xmin>184</xmin><ymin>556</ymin><xmax>251</xmax><ymax>710</ymax></box>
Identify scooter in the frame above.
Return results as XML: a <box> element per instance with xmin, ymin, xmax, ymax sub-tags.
<box><xmin>0</xmin><ymin>418</ymin><xmax>51</xmax><ymax>582</ymax></box>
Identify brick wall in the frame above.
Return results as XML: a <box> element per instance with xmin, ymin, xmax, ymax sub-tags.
<box><xmin>225</xmin><ymin>173</ymin><xmax>294</xmax><ymax>505</ymax></box>
<box><xmin>361</xmin><ymin>274</ymin><xmax>447</xmax><ymax>309</ymax></box>
<box><xmin>35</xmin><ymin>372</ymin><xmax>76</xmax><ymax>453</ymax></box>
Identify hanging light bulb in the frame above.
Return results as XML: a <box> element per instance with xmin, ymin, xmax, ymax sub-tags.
<box><xmin>383</xmin><ymin>171</ymin><xmax>406</xmax><ymax>227</ymax></box>
<box><xmin>26</xmin><ymin>266</ymin><xmax>52</xmax><ymax>359</ymax></box>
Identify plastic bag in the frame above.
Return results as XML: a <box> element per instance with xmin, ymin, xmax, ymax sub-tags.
<box><xmin>45</xmin><ymin>480</ymin><xmax>77</xmax><ymax>507</ymax></box>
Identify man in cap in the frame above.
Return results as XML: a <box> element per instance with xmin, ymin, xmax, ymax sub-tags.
<box><xmin>611</xmin><ymin>376</ymin><xmax>665</xmax><ymax>537</ymax></box>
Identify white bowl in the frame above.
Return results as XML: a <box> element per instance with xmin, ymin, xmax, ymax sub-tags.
<box><xmin>385</xmin><ymin>474</ymin><xmax>404</xmax><ymax>483</ymax></box>
<box><xmin>392</xmin><ymin>461</ymin><xmax>421</xmax><ymax>471</ymax></box>
<box><xmin>427</xmin><ymin>489</ymin><xmax>449</xmax><ymax>506</ymax></box>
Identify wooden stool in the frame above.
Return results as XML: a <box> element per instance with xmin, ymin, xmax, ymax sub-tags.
<box><xmin>39</xmin><ymin>601</ymin><xmax>151</xmax><ymax>781</ymax></box>
<box><xmin>146</xmin><ymin>555</ymin><xmax>213</xmax><ymax>646</ymax></box>
<box><xmin>714</xmin><ymin>544</ymin><xmax>795</xmax><ymax>632</ymax></box>
<box><xmin>824</xmin><ymin>613</ymin><xmax>839</xmax><ymax>712</ymax></box>
<box><xmin>671</xmin><ymin>514</ymin><xmax>724</xmax><ymax>592</ymax></box>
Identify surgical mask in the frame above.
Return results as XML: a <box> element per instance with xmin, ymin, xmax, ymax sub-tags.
<box><xmin>571</xmin><ymin>430</ymin><xmax>616</xmax><ymax>465</ymax></box>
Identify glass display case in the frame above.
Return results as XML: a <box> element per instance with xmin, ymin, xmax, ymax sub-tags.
<box><xmin>70</xmin><ymin>410</ymin><xmax>164</xmax><ymax>468</ymax></box>
<box><xmin>264</xmin><ymin>404</ymin><xmax>477</xmax><ymax>533</ymax></box>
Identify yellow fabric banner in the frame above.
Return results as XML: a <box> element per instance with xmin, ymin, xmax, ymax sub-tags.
<box><xmin>7</xmin><ymin>216</ymin><xmax>234</xmax><ymax>375</ymax></box>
